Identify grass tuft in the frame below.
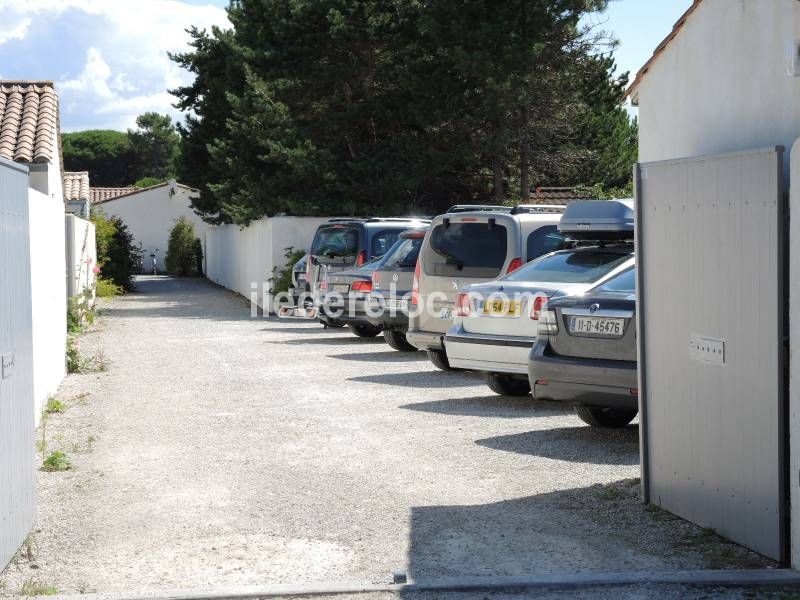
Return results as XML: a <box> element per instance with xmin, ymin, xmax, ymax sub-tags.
<box><xmin>41</xmin><ymin>451</ymin><xmax>72</xmax><ymax>472</ymax></box>
<box><xmin>20</xmin><ymin>578</ymin><xmax>58</xmax><ymax>596</ymax></box>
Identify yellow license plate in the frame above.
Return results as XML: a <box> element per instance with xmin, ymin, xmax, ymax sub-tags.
<box><xmin>482</xmin><ymin>300</ymin><xmax>521</xmax><ymax>317</ymax></box>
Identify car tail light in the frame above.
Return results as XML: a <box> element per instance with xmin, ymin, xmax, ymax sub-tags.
<box><xmin>630</xmin><ymin>388</ymin><xmax>639</xmax><ymax>396</ymax></box>
<box><xmin>351</xmin><ymin>280</ymin><xmax>372</xmax><ymax>292</ymax></box>
<box><xmin>529</xmin><ymin>295</ymin><xmax>547</xmax><ymax>320</ymax></box>
<box><xmin>537</xmin><ymin>309</ymin><xmax>559</xmax><ymax>336</ymax></box>
<box><xmin>306</xmin><ymin>258</ymin><xmax>312</xmax><ymax>280</ymax></box>
<box><xmin>411</xmin><ymin>260</ymin><xmax>420</xmax><ymax>305</ymax></box>
<box><xmin>320</xmin><ymin>280</ymin><xmax>328</xmax><ymax>291</ymax></box>
<box><xmin>507</xmin><ymin>257</ymin><xmax>523</xmax><ymax>274</ymax></box>
<box><xmin>356</xmin><ymin>250</ymin><xmax>367</xmax><ymax>267</ymax></box>
<box><xmin>455</xmin><ymin>293</ymin><xmax>471</xmax><ymax>317</ymax></box>
<box><xmin>372</xmin><ymin>271</ymin><xmax>380</xmax><ymax>286</ymax></box>
<box><xmin>535</xmin><ymin>379</ymin><xmax>549</xmax><ymax>385</ymax></box>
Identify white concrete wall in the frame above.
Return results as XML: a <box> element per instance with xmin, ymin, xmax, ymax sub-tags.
<box><xmin>28</xmin><ymin>188</ymin><xmax>67</xmax><ymax>421</ymax></box>
<box><xmin>205</xmin><ymin>216</ymin><xmax>329</xmax><ymax>311</ymax></box>
<box><xmin>65</xmin><ymin>215</ymin><xmax>97</xmax><ymax>301</ymax></box>
<box><xmin>636</xmin><ymin>0</ymin><xmax>800</xmax><ymax>167</ymax></box>
<box><xmin>95</xmin><ymin>185</ymin><xmax>208</xmax><ymax>273</ymax></box>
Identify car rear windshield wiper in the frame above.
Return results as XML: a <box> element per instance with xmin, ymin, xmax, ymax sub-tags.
<box><xmin>431</xmin><ymin>245</ymin><xmax>464</xmax><ymax>270</ymax></box>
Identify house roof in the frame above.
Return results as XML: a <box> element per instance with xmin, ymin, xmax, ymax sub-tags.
<box><xmin>0</xmin><ymin>81</ymin><xmax>59</xmax><ymax>164</ymax></box>
<box><xmin>63</xmin><ymin>171</ymin><xmax>90</xmax><ymax>202</ymax></box>
<box><xmin>90</xmin><ymin>181</ymin><xmax>199</xmax><ymax>205</ymax></box>
<box><xmin>623</xmin><ymin>0</ymin><xmax>703</xmax><ymax>103</ymax></box>
<box><xmin>528</xmin><ymin>187</ymin><xmax>588</xmax><ymax>206</ymax></box>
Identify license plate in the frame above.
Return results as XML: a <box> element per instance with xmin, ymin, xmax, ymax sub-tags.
<box><xmin>439</xmin><ymin>307</ymin><xmax>453</xmax><ymax>320</ymax></box>
<box><xmin>386</xmin><ymin>298</ymin><xmax>408</xmax><ymax>310</ymax></box>
<box><xmin>569</xmin><ymin>316</ymin><xmax>625</xmax><ymax>337</ymax></box>
<box><xmin>332</xmin><ymin>283</ymin><xmax>350</xmax><ymax>293</ymax></box>
<box><xmin>482</xmin><ymin>300</ymin><xmax>521</xmax><ymax>317</ymax></box>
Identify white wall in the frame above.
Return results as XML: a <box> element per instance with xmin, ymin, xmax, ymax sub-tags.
<box><xmin>95</xmin><ymin>185</ymin><xmax>208</xmax><ymax>272</ymax></box>
<box><xmin>65</xmin><ymin>215</ymin><xmax>97</xmax><ymax>301</ymax></box>
<box><xmin>205</xmin><ymin>216</ymin><xmax>329</xmax><ymax>312</ymax></box>
<box><xmin>28</xmin><ymin>189</ymin><xmax>67</xmax><ymax>420</ymax></box>
<box><xmin>635</xmin><ymin>0</ymin><xmax>800</xmax><ymax>167</ymax></box>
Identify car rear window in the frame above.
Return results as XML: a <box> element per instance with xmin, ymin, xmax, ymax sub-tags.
<box><xmin>379</xmin><ymin>237</ymin><xmax>423</xmax><ymax>270</ymax></box>
<box><xmin>371</xmin><ymin>229</ymin><xmax>402</xmax><ymax>259</ymax></box>
<box><xmin>594</xmin><ymin>267</ymin><xmax>636</xmax><ymax>293</ymax></box>
<box><xmin>425</xmin><ymin>222</ymin><xmax>508</xmax><ymax>278</ymax></box>
<box><xmin>505</xmin><ymin>249</ymin><xmax>631</xmax><ymax>284</ymax></box>
<box><xmin>312</xmin><ymin>226</ymin><xmax>360</xmax><ymax>264</ymax></box>
<box><xmin>527</xmin><ymin>225</ymin><xmax>567</xmax><ymax>261</ymax></box>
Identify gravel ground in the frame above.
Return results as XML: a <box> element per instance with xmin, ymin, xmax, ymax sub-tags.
<box><xmin>0</xmin><ymin>276</ymin><xmax>778</xmax><ymax>598</ymax></box>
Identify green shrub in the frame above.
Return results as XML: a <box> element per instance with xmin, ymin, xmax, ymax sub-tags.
<box><xmin>271</xmin><ymin>247</ymin><xmax>307</xmax><ymax>295</ymax></box>
<box><xmin>91</xmin><ymin>210</ymin><xmax>142</xmax><ymax>291</ymax></box>
<box><xmin>133</xmin><ymin>177</ymin><xmax>163</xmax><ymax>188</ymax></box>
<box><xmin>45</xmin><ymin>397</ymin><xmax>65</xmax><ymax>414</ymax></box>
<box><xmin>67</xmin><ymin>290</ymin><xmax>94</xmax><ymax>334</ymax></box>
<box><xmin>41</xmin><ymin>451</ymin><xmax>71</xmax><ymax>472</ymax></box>
<box><xmin>96</xmin><ymin>277</ymin><xmax>123</xmax><ymax>298</ymax></box>
<box><xmin>20</xmin><ymin>578</ymin><xmax>58</xmax><ymax>596</ymax></box>
<box><xmin>165</xmin><ymin>217</ymin><xmax>201</xmax><ymax>276</ymax></box>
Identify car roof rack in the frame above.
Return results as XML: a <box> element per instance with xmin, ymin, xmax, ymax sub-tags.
<box><xmin>325</xmin><ymin>218</ymin><xmax>367</xmax><ymax>223</ymax></box>
<box><xmin>364</xmin><ymin>217</ymin><xmax>430</xmax><ymax>223</ymax></box>
<box><xmin>558</xmin><ymin>199</ymin><xmax>634</xmax><ymax>241</ymax></box>
<box><xmin>511</xmin><ymin>204</ymin><xmax>568</xmax><ymax>214</ymax></box>
<box><xmin>446</xmin><ymin>204</ymin><xmax>512</xmax><ymax>214</ymax></box>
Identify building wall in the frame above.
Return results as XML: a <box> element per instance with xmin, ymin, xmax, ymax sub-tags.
<box><xmin>204</xmin><ymin>216</ymin><xmax>329</xmax><ymax>312</ymax></box>
<box><xmin>94</xmin><ymin>185</ymin><xmax>208</xmax><ymax>273</ymax></box>
<box><xmin>65</xmin><ymin>215</ymin><xmax>97</xmax><ymax>301</ymax></box>
<box><xmin>636</xmin><ymin>0</ymin><xmax>800</xmax><ymax>166</ymax></box>
<box><xmin>0</xmin><ymin>158</ymin><xmax>36</xmax><ymax>572</ymax></box>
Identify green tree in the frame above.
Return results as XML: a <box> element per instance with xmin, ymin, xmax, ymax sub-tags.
<box><xmin>127</xmin><ymin>112</ymin><xmax>181</xmax><ymax>182</ymax></box>
<box><xmin>91</xmin><ymin>210</ymin><xmax>142</xmax><ymax>291</ymax></box>
<box><xmin>165</xmin><ymin>217</ymin><xmax>202</xmax><ymax>276</ymax></box>
<box><xmin>62</xmin><ymin>130</ymin><xmax>133</xmax><ymax>186</ymax></box>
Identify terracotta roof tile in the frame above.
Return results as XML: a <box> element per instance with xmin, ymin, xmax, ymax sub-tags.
<box><xmin>0</xmin><ymin>81</ymin><xmax>58</xmax><ymax>164</ymax></box>
<box><xmin>63</xmin><ymin>171</ymin><xmax>90</xmax><ymax>202</ymax></box>
<box><xmin>90</xmin><ymin>187</ymin><xmax>138</xmax><ymax>204</ymax></box>
<box><xmin>528</xmin><ymin>187</ymin><xmax>588</xmax><ymax>206</ymax></box>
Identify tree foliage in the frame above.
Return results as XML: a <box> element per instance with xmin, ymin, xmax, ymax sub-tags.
<box><xmin>165</xmin><ymin>217</ymin><xmax>203</xmax><ymax>277</ymax></box>
<box><xmin>91</xmin><ymin>210</ymin><xmax>142</xmax><ymax>291</ymax></box>
<box><xmin>171</xmin><ymin>0</ymin><xmax>637</xmax><ymax>223</ymax></box>
<box><xmin>127</xmin><ymin>112</ymin><xmax>181</xmax><ymax>182</ymax></box>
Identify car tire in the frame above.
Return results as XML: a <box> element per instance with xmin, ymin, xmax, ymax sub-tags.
<box><xmin>574</xmin><ymin>405</ymin><xmax>637</xmax><ymax>428</ymax></box>
<box><xmin>348</xmin><ymin>323</ymin><xmax>382</xmax><ymax>338</ymax></box>
<box><xmin>427</xmin><ymin>349</ymin><xmax>454</xmax><ymax>371</ymax></box>
<box><xmin>383</xmin><ymin>329</ymin><xmax>417</xmax><ymax>352</ymax></box>
<box><xmin>486</xmin><ymin>373</ymin><xmax>531</xmax><ymax>396</ymax></box>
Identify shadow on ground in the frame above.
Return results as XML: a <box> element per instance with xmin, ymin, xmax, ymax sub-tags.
<box><xmin>348</xmin><ymin>370</ymin><xmax>482</xmax><ymax>388</ymax></box>
<box><xmin>400</xmin><ymin>396</ymin><xmax>571</xmax><ymax>418</ymax></box>
<box><xmin>331</xmin><ymin>351</ymin><xmax>429</xmax><ymax>363</ymax></box>
<box><xmin>282</xmin><ymin>336</ymin><xmax>386</xmax><ymax>346</ymax></box>
<box><xmin>476</xmin><ymin>425</ymin><xmax>639</xmax><ymax>465</ymax></box>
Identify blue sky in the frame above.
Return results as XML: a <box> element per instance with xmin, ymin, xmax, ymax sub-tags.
<box><xmin>0</xmin><ymin>0</ymin><xmax>691</xmax><ymax>132</ymax></box>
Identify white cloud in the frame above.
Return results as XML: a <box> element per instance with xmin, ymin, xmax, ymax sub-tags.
<box><xmin>0</xmin><ymin>0</ymin><xmax>230</xmax><ymax>129</ymax></box>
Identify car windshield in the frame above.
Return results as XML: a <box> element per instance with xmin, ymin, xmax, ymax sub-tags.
<box><xmin>426</xmin><ymin>222</ymin><xmax>508</xmax><ymax>278</ymax></box>
<box><xmin>380</xmin><ymin>236</ymin><xmax>423</xmax><ymax>269</ymax></box>
<box><xmin>504</xmin><ymin>249</ymin><xmax>631</xmax><ymax>284</ymax></box>
<box><xmin>593</xmin><ymin>266</ymin><xmax>636</xmax><ymax>293</ymax></box>
<box><xmin>312</xmin><ymin>226</ymin><xmax>359</xmax><ymax>262</ymax></box>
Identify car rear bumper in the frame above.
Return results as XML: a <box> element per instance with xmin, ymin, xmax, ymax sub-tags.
<box><xmin>406</xmin><ymin>329</ymin><xmax>444</xmax><ymax>351</ymax></box>
<box><xmin>444</xmin><ymin>330</ymin><xmax>534</xmax><ymax>375</ymax></box>
<box><xmin>365</xmin><ymin>312</ymin><xmax>408</xmax><ymax>331</ymax></box>
<box><xmin>528</xmin><ymin>341</ymin><xmax>638</xmax><ymax>410</ymax></box>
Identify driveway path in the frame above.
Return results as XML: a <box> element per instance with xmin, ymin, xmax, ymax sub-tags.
<box><xmin>0</xmin><ymin>277</ymin><xmax>770</xmax><ymax>596</ymax></box>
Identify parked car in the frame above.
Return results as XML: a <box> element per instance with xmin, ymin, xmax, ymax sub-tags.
<box><xmin>529</xmin><ymin>265</ymin><xmax>638</xmax><ymax>428</ymax></box>
<box><xmin>288</xmin><ymin>254</ymin><xmax>309</xmax><ymax>305</ymax></box>
<box><xmin>364</xmin><ymin>227</ymin><xmax>427</xmax><ymax>351</ymax></box>
<box><xmin>443</xmin><ymin>199</ymin><xmax>635</xmax><ymax>395</ymax></box>
<box><xmin>317</xmin><ymin>258</ymin><xmax>383</xmax><ymax>335</ymax></box>
<box><xmin>405</xmin><ymin>204</ymin><xmax>566</xmax><ymax>370</ymax></box>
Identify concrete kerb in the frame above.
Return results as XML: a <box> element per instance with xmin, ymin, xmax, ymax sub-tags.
<box><xmin>45</xmin><ymin>569</ymin><xmax>800</xmax><ymax>600</ymax></box>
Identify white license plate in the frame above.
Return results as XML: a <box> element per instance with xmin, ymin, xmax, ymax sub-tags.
<box><xmin>439</xmin><ymin>307</ymin><xmax>453</xmax><ymax>320</ymax></box>
<box><xmin>386</xmin><ymin>298</ymin><xmax>409</xmax><ymax>310</ymax></box>
<box><xmin>332</xmin><ymin>283</ymin><xmax>350</xmax><ymax>293</ymax></box>
<box><xmin>569</xmin><ymin>316</ymin><xmax>625</xmax><ymax>337</ymax></box>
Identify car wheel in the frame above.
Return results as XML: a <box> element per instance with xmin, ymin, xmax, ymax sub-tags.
<box><xmin>383</xmin><ymin>329</ymin><xmax>417</xmax><ymax>352</ymax></box>
<box><xmin>486</xmin><ymin>373</ymin><xmax>531</xmax><ymax>396</ymax></box>
<box><xmin>347</xmin><ymin>323</ymin><xmax>381</xmax><ymax>338</ymax></box>
<box><xmin>574</xmin><ymin>405</ymin><xmax>637</xmax><ymax>428</ymax></box>
<box><xmin>427</xmin><ymin>349</ymin><xmax>454</xmax><ymax>371</ymax></box>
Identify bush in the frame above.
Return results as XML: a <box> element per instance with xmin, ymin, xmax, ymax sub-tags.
<box><xmin>41</xmin><ymin>451</ymin><xmax>71</xmax><ymax>472</ymax></box>
<box><xmin>96</xmin><ymin>277</ymin><xmax>123</xmax><ymax>298</ymax></box>
<box><xmin>134</xmin><ymin>177</ymin><xmax>163</xmax><ymax>188</ymax></box>
<box><xmin>271</xmin><ymin>247</ymin><xmax>307</xmax><ymax>295</ymax></box>
<box><xmin>165</xmin><ymin>217</ymin><xmax>201</xmax><ymax>276</ymax></box>
<box><xmin>91</xmin><ymin>210</ymin><xmax>142</xmax><ymax>291</ymax></box>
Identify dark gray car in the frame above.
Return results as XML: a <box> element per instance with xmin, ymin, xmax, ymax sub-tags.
<box><xmin>528</xmin><ymin>266</ymin><xmax>638</xmax><ymax>428</ymax></box>
<box><xmin>318</xmin><ymin>260</ymin><xmax>382</xmax><ymax>337</ymax></box>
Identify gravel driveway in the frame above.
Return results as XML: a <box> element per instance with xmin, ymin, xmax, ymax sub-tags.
<box><xmin>0</xmin><ymin>277</ymin><xmax>773</xmax><ymax>597</ymax></box>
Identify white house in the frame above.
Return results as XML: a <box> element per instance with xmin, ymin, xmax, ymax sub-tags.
<box><xmin>626</xmin><ymin>0</ymin><xmax>800</xmax><ymax>167</ymax></box>
<box><xmin>90</xmin><ymin>180</ymin><xmax>209</xmax><ymax>272</ymax></box>
<box><xmin>0</xmin><ymin>80</ymin><xmax>68</xmax><ymax>416</ymax></box>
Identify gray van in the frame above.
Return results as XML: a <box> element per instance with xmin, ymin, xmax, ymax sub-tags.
<box><xmin>406</xmin><ymin>205</ymin><xmax>566</xmax><ymax>370</ymax></box>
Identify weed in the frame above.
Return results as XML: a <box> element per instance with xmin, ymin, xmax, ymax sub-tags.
<box><xmin>37</xmin><ymin>414</ymin><xmax>48</xmax><ymax>459</ymax></box>
<box><xmin>67</xmin><ymin>338</ymin><xmax>109</xmax><ymax>374</ymax></box>
<box><xmin>19</xmin><ymin>578</ymin><xmax>58</xmax><ymax>596</ymax></box>
<box><xmin>23</xmin><ymin>534</ymin><xmax>37</xmax><ymax>561</ymax></box>
<box><xmin>41</xmin><ymin>451</ymin><xmax>72</xmax><ymax>472</ymax></box>
<box><xmin>77</xmin><ymin>582</ymin><xmax>95</xmax><ymax>594</ymax></box>
<box><xmin>44</xmin><ymin>397</ymin><xmax>65</xmax><ymax>414</ymax></box>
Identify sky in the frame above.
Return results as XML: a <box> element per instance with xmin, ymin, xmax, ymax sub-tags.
<box><xmin>0</xmin><ymin>0</ymin><xmax>692</xmax><ymax>132</ymax></box>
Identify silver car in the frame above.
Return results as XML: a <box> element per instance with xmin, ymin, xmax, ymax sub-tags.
<box><xmin>528</xmin><ymin>266</ymin><xmax>638</xmax><ymax>428</ymax></box>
